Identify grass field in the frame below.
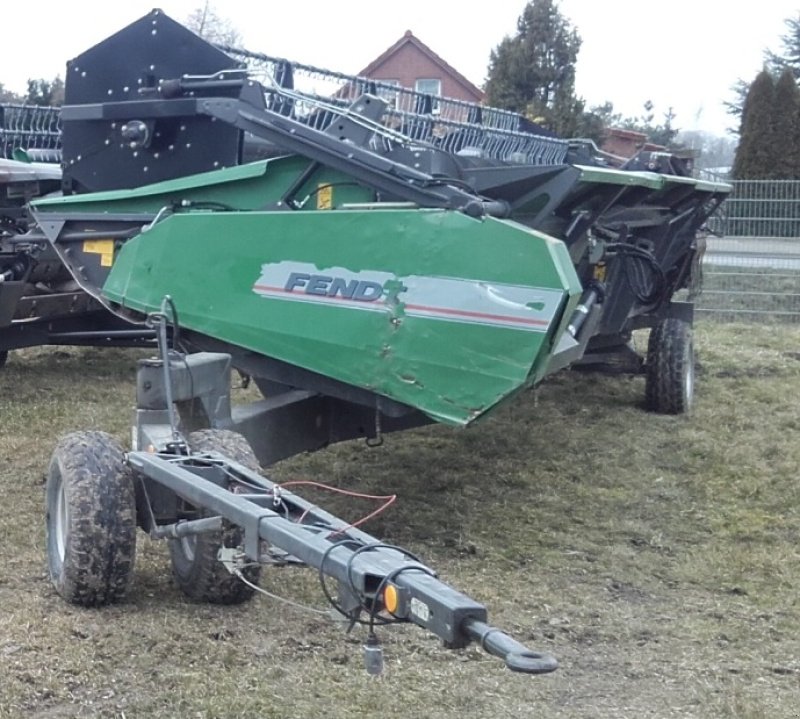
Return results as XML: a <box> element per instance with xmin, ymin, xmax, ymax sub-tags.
<box><xmin>0</xmin><ymin>322</ymin><xmax>799</xmax><ymax>718</ymax></box>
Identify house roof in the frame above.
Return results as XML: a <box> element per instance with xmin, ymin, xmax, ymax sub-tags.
<box><xmin>358</xmin><ymin>30</ymin><xmax>485</xmax><ymax>101</ymax></box>
<box><xmin>605</xmin><ymin>127</ymin><xmax>648</xmax><ymax>142</ymax></box>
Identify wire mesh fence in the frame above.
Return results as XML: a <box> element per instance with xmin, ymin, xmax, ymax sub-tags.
<box><xmin>700</xmin><ymin>182</ymin><xmax>800</xmax><ymax>322</ymax></box>
<box><xmin>697</xmin><ymin>235</ymin><xmax>800</xmax><ymax>323</ymax></box>
<box><xmin>707</xmin><ymin>179</ymin><xmax>800</xmax><ymax>238</ymax></box>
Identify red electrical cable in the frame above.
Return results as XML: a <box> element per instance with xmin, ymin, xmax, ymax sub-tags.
<box><xmin>277</xmin><ymin>479</ymin><xmax>396</xmax><ymax>534</ymax></box>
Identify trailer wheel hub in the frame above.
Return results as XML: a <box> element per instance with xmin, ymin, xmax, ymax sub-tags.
<box><xmin>54</xmin><ymin>481</ymin><xmax>68</xmax><ymax>563</ymax></box>
<box><xmin>179</xmin><ymin>535</ymin><xmax>197</xmax><ymax>563</ymax></box>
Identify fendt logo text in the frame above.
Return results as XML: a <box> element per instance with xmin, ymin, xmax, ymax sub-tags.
<box><xmin>253</xmin><ymin>260</ymin><xmax>560</xmax><ymax>333</ymax></box>
<box><xmin>284</xmin><ymin>272</ymin><xmax>385</xmax><ymax>302</ymax></box>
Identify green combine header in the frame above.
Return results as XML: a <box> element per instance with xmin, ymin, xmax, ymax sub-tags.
<box><xmin>0</xmin><ymin>9</ymin><xmax>730</xmax><ymax>676</ymax></box>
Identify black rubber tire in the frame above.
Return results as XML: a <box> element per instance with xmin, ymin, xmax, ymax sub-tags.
<box><xmin>645</xmin><ymin>318</ymin><xmax>694</xmax><ymax>414</ymax></box>
<box><xmin>168</xmin><ymin>429</ymin><xmax>261</xmax><ymax>604</ymax></box>
<box><xmin>45</xmin><ymin>431</ymin><xmax>137</xmax><ymax>606</ymax></box>
<box><xmin>0</xmin><ymin>350</ymin><xmax>7</xmax><ymax>369</ymax></box>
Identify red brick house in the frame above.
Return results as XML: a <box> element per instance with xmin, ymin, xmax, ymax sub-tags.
<box><xmin>602</xmin><ymin>127</ymin><xmax>666</xmax><ymax>159</ymax></box>
<box><xmin>357</xmin><ymin>31</ymin><xmax>484</xmax><ymax>105</ymax></box>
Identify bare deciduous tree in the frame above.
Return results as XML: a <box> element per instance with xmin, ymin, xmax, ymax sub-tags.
<box><xmin>184</xmin><ymin>2</ymin><xmax>243</xmax><ymax>47</ymax></box>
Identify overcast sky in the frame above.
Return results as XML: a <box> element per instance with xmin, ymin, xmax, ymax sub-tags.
<box><xmin>2</xmin><ymin>1</ymin><xmax>798</xmax><ymax>136</ymax></box>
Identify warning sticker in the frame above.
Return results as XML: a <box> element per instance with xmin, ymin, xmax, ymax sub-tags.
<box><xmin>409</xmin><ymin>597</ymin><xmax>430</xmax><ymax>623</ymax></box>
<box><xmin>316</xmin><ymin>184</ymin><xmax>333</xmax><ymax>210</ymax></box>
<box><xmin>83</xmin><ymin>239</ymin><xmax>115</xmax><ymax>268</ymax></box>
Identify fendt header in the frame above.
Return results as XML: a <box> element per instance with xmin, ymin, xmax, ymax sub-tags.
<box><xmin>0</xmin><ymin>9</ymin><xmax>729</xmax><ymax>675</ymax></box>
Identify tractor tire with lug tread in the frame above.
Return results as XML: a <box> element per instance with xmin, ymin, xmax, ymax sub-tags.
<box><xmin>645</xmin><ymin>318</ymin><xmax>694</xmax><ymax>415</ymax></box>
<box><xmin>45</xmin><ymin>431</ymin><xmax>137</xmax><ymax>606</ymax></box>
<box><xmin>168</xmin><ymin>429</ymin><xmax>262</xmax><ymax>605</ymax></box>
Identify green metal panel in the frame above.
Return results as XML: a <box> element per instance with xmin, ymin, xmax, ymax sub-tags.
<box><xmin>102</xmin><ymin>208</ymin><xmax>581</xmax><ymax>426</ymax></box>
<box><xmin>575</xmin><ymin>165</ymin><xmax>665</xmax><ymax>190</ymax></box>
<box><xmin>575</xmin><ymin>164</ymin><xmax>731</xmax><ymax>194</ymax></box>
<box><xmin>32</xmin><ymin>156</ymin><xmax>372</xmax><ymax>214</ymax></box>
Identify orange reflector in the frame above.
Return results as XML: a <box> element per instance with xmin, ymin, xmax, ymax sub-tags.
<box><xmin>383</xmin><ymin>584</ymin><xmax>399</xmax><ymax>615</ymax></box>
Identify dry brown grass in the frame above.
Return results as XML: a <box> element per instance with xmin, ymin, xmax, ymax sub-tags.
<box><xmin>1</xmin><ymin>324</ymin><xmax>799</xmax><ymax>718</ymax></box>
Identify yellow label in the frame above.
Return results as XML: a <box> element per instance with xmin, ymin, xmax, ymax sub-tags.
<box><xmin>593</xmin><ymin>263</ymin><xmax>607</xmax><ymax>282</ymax></box>
<box><xmin>317</xmin><ymin>184</ymin><xmax>333</xmax><ymax>210</ymax></box>
<box><xmin>83</xmin><ymin>239</ymin><xmax>115</xmax><ymax>268</ymax></box>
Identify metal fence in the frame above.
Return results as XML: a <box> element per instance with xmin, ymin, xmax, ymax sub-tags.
<box><xmin>707</xmin><ymin>179</ymin><xmax>800</xmax><ymax>238</ymax></box>
<box><xmin>0</xmin><ymin>104</ymin><xmax>61</xmax><ymax>161</ymax></box>
<box><xmin>699</xmin><ymin>180</ymin><xmax>800</xmax><ymax>323</ymax></box>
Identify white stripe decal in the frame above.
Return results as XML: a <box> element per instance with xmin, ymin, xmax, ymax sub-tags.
<box><xmin>252</xmin><ymin>261</ymin><xmax>562</xmax><ymax>332</ymax></box>
<box><xmin>253</xmin><ymin>284</ymin><xmax>388</xmax><ymax>312</ymax></box>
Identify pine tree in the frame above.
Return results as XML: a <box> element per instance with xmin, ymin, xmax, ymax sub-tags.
<box><xmin>771</xmin><ymin>68</ymin><xmax>800</xmax><ymax>178</ymax></box>
<box><xmin>729</xmin><ymin>13</ymin><xmax>800</xmax><ymax>132</ymax></box>
<box><xmin>765</xmin><ymin>14</ymin><xmax>800</xmax><ymax>78</ymax></box>
<box><xmin>724</xmin><ymin>78</ymin><xmax>749</xmax><ymax>134</ymax></box>
<box><xmin>484</xmin><ymin>0</ymin><xmax>583</xmax><ymax>136</ymax></box>
<box><xmin>732</xmin><ymin>70</ymin><xmax>778</xmax><ymax>179</ymax></box>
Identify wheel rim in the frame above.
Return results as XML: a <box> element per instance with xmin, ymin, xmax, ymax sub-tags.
<box><xmin>54</xmin><ymin>480</ymin><xmax>68</xmax><ymax>563</ymax></box>
<box><xmin>684</xmin><ymin>344</ymin><xmax>695</xmax><ymax>408</ymax></box>
<box><xmin>180</xmin><ymin>535</ymin><xmax>197</xmax><ymax>563</ymax></box>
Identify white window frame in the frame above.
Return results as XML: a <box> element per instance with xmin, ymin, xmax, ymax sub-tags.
<box><xmin>414</xmin><ymin>78</ymin><xmax>442</xmax><ymax>113</ymax></box>
<box><xmin>376</xmin><ymin>79</ymin><xmax>400</xmax><ymax>109</ymax></box>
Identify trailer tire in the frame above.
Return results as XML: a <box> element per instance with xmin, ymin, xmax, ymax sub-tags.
<box><xmin>645</xmin><ymin>318</ymin><xmax>694</xmax><ymax>414</ymax></box>
<box><xmin>168</xmin><ymin>429</ymin><xmax>261</xmax><ymax>605</ymax></box>
<box><xmin>45</xmin><ymin>431</ymin><xmax>137</xmax><ymax>606</ymax></box>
